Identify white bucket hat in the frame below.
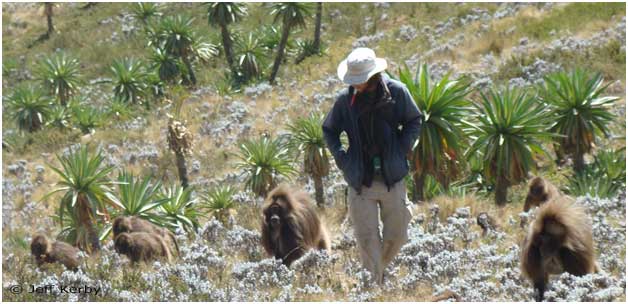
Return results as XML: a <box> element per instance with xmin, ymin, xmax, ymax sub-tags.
<box><xmin>337</xmin><ymin>47</ymin><xmax>388</xmax><ymax>85</ymax></box>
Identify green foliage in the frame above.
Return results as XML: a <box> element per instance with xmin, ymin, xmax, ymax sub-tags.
<box><xmin>206</xmin><ymin>2</ymin><xmax>248</xmax><ymax>26</ymax></box>
<box><xmin>566</xmin><ymin>167</ymin><xmax>623</xmax><ymax>199</ymax></box>
<box><xmin>158</xmin><ymin>15</ymin><xmax>217</xmax><ymax>59</ymax></box>
<box><xmin>5</xmin><ymin>85</ymin><xmax>52</xmax><ymax>133</ymax></box>
<box><xmin>110</xmin><ymin>57</ymin><xmax>150</xmax><ymax>104</ymax></box>
<box><xmin>148</xmin><ymin>47</ymin><xmax>181</xmax><ymax>83</ymax></box>
<box><xmin>406</xmin><ymin>173</ymin><xmax>471</xmax><ymax>201</ymax></box>
<box><xmin>293</xmin><ymin>39</ymin><xmax>326</xmax><ymax>64</ymax></box>
<box><xmin>107</xmin><ymin>97</ymin><xmax>136</xmax><ymax>121</ymax></box>
<box><xmin>55</xmin><ymin>206</ymin><xmax>109</xmax><ymax>248</ymax></box>
<box><xmin>72</xmin><ymin>106</ymin><xmax>103</xmax><ymax>134</ymax></box>
<box><xmin>423</xmin><ymin>174</ymin><xmax>445</xmax><ymax>201</ymax></box>
<box><xmin>233</xmin><ymin>33</ymin><xmax>267</xmax><ymax>82</ymax></box>
<box><xmin>158</xmin><ymin>184</ymin><xmax>201</xmax><ymax>233</ymax></box>
<box><xmin>130</xmin><ymin>2</ymin><xmax>161</xmax><ymax>24</ymax></box>
<box><xmin>267</xmin><ymin>2</ymin><xmax>312</xmax><ymax>84</ymax></box>
<box><xmin>567</xmin><ymin>147</ymin><xmax>627</xmax><ymax>199</ymax></box>
<box><xmin>394</xmin><ymin>63</ymin><xmax>473</xmax><ymax>189</ymax></box>
<box><xmin>152</xmin><ymin>15</ymin><xmax>218</xmax><ymax>85</ymax></box>
<box><xmin>270</xmin><ymin>2</ymin><xmax>313</xmax><ymax>29</ymax></box>
<box><xmin>258</xmin><ymin>25</ymin><xmax>289</xmax><ymax>52</ymax></box>
<box><xmin>191</xmin><ymin>37</ymin><xmax>219</xmax><ymax>62</ymax></box>
<box><xmin>456</xmin><ymin>153</ymin><xmax>493</xmax><ymax>195</ymax></box>
<box><xmin>46</xmin><ymin>105</ymin><xmax>72</xmax><ymax>130</ymax></box>
<box><xmin>287</xmin><ymin>112</ymin><xmax>330</xmax><ymax>206</ymax></box>
<box><xmin>42</xmin><ymin>145</ymin><xmax>122</xmax><ymax>251</ymax></box>
<box><xmin>287</xmin><ymin>112</ymin><xmax>330</xmax><ymax>178</ymax></box>
<box><xmin>2</xmin><ymin>57</ymin><xmax>19</xmax><ymax>77</ymax></box>
<box><xmin>212</xmin><ymin>71</ymin><xmax>242</xmax><ymax>95</ymax></box>
<box><xmin>464</xmin><ymin>88</ymin><xmax>556</xmax><ymax>204</ymax></box>
<box><xmin>539</xmin><ymin>69</ymin><xmax>618</xmax><ymax>167</ymax></box>
<box><xmin>594</xmin><ymin>147</ymin><xmax>626</xmax><ymax>183</ymax></box>
<box><xmin>147</xmin><ymin>73</ymin><xmax>166</xmax><ymax>100</ymax></box>
<box><xmin>157</xmin><ymin>15</ymin><xmax>203</xmax><ymax>58</ymax></box>
<box><xmin>35</xmin><ymin>52</ymin><xmax>82</xmax><ymax>105</ymax></box>
<box><xmin>202</xmin><ymin>185</ymin><xmax>237</xmax><ymax>223</ymax></box>
<box><xmin>236</xmin><ymin>136</ymin><xmax>296</xmax><ymax>197</ymax></box>
<box><xmin>115</xmin><ymin>170</ymin><xmax>167</xmax><ymax>221</ymax></box>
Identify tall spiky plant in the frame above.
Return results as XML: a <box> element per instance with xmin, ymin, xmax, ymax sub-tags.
<box><xmin>566</xmin><ymin>147</ymin><xmax>626</xmax><ymax>199</ymax></box>
<box><xmin>234</xmin><ymin>32</ymin><xmax>267</xmax><ymax>82</ymax></box>
<box><xmin>464</xmin><ymin>88</ymin><xmax>556</xmax><ymax>206</ymax></box>
<box><xmin>206</xmin><ymin>2</ymin><xmax>248</xmax><ymax>73</ymax></box>
<box><xmin>294</xmin><ymin>2</ymin><xmax>323</xmax><ymax>64</ymax></box>
<box><xmin>158</xmin><ymin>15</ymin><xmax>217</xmax><ymax>86</ymax></box>
<box><xmin>110</xmin><ymin>57</ymin><xmax>150</xmax><ymax>105</ymax></box>
<box><xmin>6</xmin><ymin>85</ymin><xmax>52</xmax><ymax>133</ymax></box>
<box><xmin>268</xmin><ymin>2</ymin><xmax>313</xmax><ymax>84</ymax></box>
<box><xmin>235</xmin><ymin>136</ymin><xmax>296</xmax><ymax>198</ymax></box>
<box><xmin>202</xmin><ymin>185</ymin><xmax>237</xmax><ymax>225</ymax></box>
<box><xmin>36</xmin><ymin>52</ymin><xmax>82</xmax><ymax>106</ymax></box>
<box><xmin>130</xmin><ymin>2</ymin><xmax>161</xmax><ymax>25</ymax></box>
<box><xmin>539</xmin><ymin>69</ymin><xmax>618</xmax><ymax>173</ymax></box>
<box><xmin>158</xmin><ymin>184</ymin><xmax>201</xmax><ymax>233</ymax></box>
<box><xmin>167</xmin><ymin>118</ymin><xmax>193</xmax><ymax>189</ymax></box>
<box><xmin>166</xmin><ymin>98</ymin><xmax>194</xmax><ymax>189</ymax></box>
<box><xmin>149</xmin><ymin>47</ymin><xmax>181</xmax><ymax>83</ymax></box>
<box><xmin>287</xmin><ymin>112</ymin><xmax>330</xmax><ymax>207</ymax></box>
<box><xmin>393</xmin><ymin>63</ymin><xmax>473</xmax><ymax>202</ymax></box>
<box><xmin>72</xmin><ymin>105</ymin><xmax>103</xmax><ymax>135</ymax></box>
<box><xmin>115</xmin><ymin>170</ymin><xmax>167</xmax><ymax>222</ymax></box>
<box><xmin>47</xmin><ymin>105</ymin><xmax>72</xmax><ymax>130</ymax></box>
<box><xmin>42</xmin><ymin>145</ymin><xmax>122</xmax><ymax>252</ymax></box>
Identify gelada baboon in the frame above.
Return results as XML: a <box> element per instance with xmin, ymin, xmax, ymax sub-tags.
<box><xmin>114</xmin><ymin>232</ymin><xmax>172</xmax><ymax>263</ymax></box>
<box><xmin>476</xmin><ymin>212</ymin><xmax>499</xmax><ymax>236</ymax></box>
<box><xmin>30</xmin><ymin>234</ymin><xmax>80</xmax><ymax>270</ymax></box>
<box><xmin>520</xmin><ymin>197</ymin><xmax>597</xmax><ymax>301</ymax></box>
<box><xmin>523</xmin><ymin>177</ymin><xmax>566</xmax><ymax>212</ymax></box>
<box><xmin>112</xmin><ymin>216</ymin><xmax>179</xmax><ymax>255</ymax></box>
<box><xmin>260</xmin><ymin>184</ymin><xmax>331</xmax><ymax>267</ymax></box>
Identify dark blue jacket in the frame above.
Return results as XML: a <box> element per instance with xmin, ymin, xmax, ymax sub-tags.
<box><xmin>322</xmin><ymin>75</ymin><xmax>423</xmax><ymax>192</ymax></box>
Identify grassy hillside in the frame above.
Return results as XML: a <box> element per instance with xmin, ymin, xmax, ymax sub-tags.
<box><xmin>2</xmin><ymin>2</ymin><xmax>626</xmax><ymax>301</ymax></box>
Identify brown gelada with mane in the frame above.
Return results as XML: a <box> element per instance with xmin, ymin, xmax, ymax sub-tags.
<box><xmin>114</xmin><ymin>232</ymin><xmax>173</xmax><ymax>263</ymax></box>
<box><xmin>261</xmin><ymin>184</ymin><xmax>331</xmax><ymax>266</ymax></box>
<box><xmin>520</xmin><ymin>196</ymin><xmax>598</xmax><ymax>301</ymax></box>
<box><xmin>30</xmin><ymin>234</ymin><xmax>81</xmax><ymax>270</ymax></box>
<box><xmin>112</xmin><ymin>215</ymin><xmax>180</xmax><ymax>255</ymax></box>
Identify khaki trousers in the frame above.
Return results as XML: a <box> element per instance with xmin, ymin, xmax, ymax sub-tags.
<box><xmin>348</xmin><ymin>176</ymin><xmax>412</xmax><ymax>284</ymax></box>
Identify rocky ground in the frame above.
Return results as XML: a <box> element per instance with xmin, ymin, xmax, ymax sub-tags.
<box><xmin>2</xmin><ymin>2</ymin><xmax>626</xmax><ymax>302</ymax></box>
<box><xmin>2</xmin><ymin>191</ymin><xmax>625</xmax><ymax>301</ymax></box>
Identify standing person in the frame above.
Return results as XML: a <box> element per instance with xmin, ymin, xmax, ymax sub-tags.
<box><xmin>322</xmin><ymin>47</ymin><xmax>423</xmax><ymax>284</ymax></box>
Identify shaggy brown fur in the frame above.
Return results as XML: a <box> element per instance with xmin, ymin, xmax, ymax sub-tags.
<box><xmin>520</xmin><ymin>196</ymin><xmax>597</xmax><ymax>301</ymax></box>
<box><xmin>476</xmin><ymin>212</ymin><xmax>500</xmax><ymax>236</ymax></box>
<box><xmin>260</xmin><ymin>184</ymin><xmax>331</xmax><ymax>267</ymax></box>
<box><xmin>112</xmin><ymin>216</ymin><xmax>179</xmax><ymax>255</ymax></box>
<box><xmin>523</xmin><ymin>177</ymin><xmax>565</xmax><ymax>212</ymax></box>
<box><xmin>114</xmin><ymin>232</ymin><xmax>172</xmax><ymax>264</ymax></box>
<box><xmin>30</xmin><ymin>234</ymin><xmax>80</xmax><ymax>270</ymax></box>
